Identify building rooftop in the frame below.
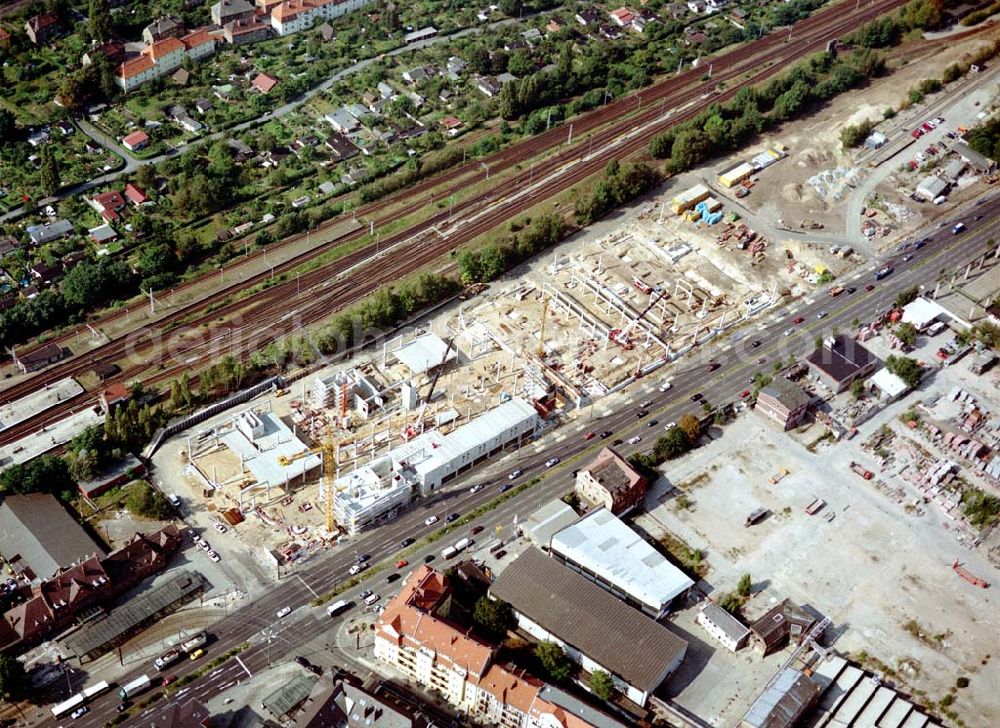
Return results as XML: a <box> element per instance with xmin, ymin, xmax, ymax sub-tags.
<box><xmin>741</xmin><ymin>668</ymin><xmax>820</xmax><ymax>728</ymax></box>
<box><xmin>581</xmin><ymin>447</ymin><xmax>645</xmax><ymax>499</ymax></box>
<box><xmin>805</xmin><ymin>335</ymin><xmax>877</xmax><ymax>383</ymax></box>
<box><xmin>64</xmin><ymin>568</ymin><xmax>201</xmax><ymax>659</ymax></box>
<box><xmin>0</xmin><ymin>494</ymin><xmax>106</xmax><ymax>581</ymax></box>
<box><xmin>758</xmin><ymin>378</ymin><xmax>810</xmax><ymax>410</ymax></box>
<box><xmin>700</xmin><ymin>601</ymin><xmax>750</xmax><ymax>642</ymax></box>
<box><xmin>262</xmin><ymin>673</ymin><xmax>320</xmax><ymax>720</ymax></box>
<box><xmin>869</xmin><ymin>368</ymin><xmax>909</xmax><ymax>399</ymax></box>
<box><xmin>489</xmin><ymin>547</ymin><xmax>687</xmax><ymax>693</ymax></box>
<box><xmin>525</xmin><ymin>499</ymin><xmax>579</xmax><ymax>547</ymax></box>
<box><xmin>550</xmin><ymin>508</ymin><xmax>694</xmax><ymax>608</ymax></box>
<box><xmin>536</xmin><ymin>684</ymin><xmax>629</xmax><ymax>728</ymax></box>
<box><xmin>390</xmin><ymin>333</ymin><xmax>457</xmax><ymax>375</ymax></box>
<box><xmin>219</xmin><ymin>409</ymin><xmax>321</xmax><ymax>488</ymax></box>
<box><xmin>901</xmin><ymin>297</ymin><xmax>946</xmax><ymax>328</ymax></box>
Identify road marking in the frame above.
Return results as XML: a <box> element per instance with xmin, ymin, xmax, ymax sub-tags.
<box><xmin>235</xmin><ymin>655</ymin><xmax>253</xmax><ymax>679</ymax></box>
<box><xmin>296</xmin><ymin>574</ymin><xmax>320</xmax><ymax>598</ymax></box>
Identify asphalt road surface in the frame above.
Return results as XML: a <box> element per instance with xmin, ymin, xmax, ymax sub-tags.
<box><xmin>60</xmin><ymin>194</ymin><xmax>1000</xmax><ymax>727</ymax></box>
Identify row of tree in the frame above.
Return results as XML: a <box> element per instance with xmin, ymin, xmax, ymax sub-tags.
<box><xmin>629</xmin><ymin>414</ymin><xmax>702</xmax><ymax>472</ymax></box>
<box><xmin>574</xmin><ymin>160</ymin><xmax>660</xmax><ymax>225</ymax></box>
<box><xmin>456</xmin><ymin>213</ymin><xmax>567</xmax><ymax>284</ymax></box>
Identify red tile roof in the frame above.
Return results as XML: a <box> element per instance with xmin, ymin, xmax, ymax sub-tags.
<box><xmin>181</xmin><ymin>28</ymin><xmax>216</xmax><ymax>50</ymax></box>
<box><xmin>93</xmin><ymin>190</ymin><xmax>126</xmax><ymax>211</ymax></box>
<box><xmin>252</xmin><ymin>72</ymin><xmax>279</xmax><ymax>93</ymax></box>
<box><xmin>118</xmin><ymin>54</ymin><xmax>155</xmax><ymax>80</ymax></box>
<box><xmin>149</xmin><ymin>37</ymin><xmax>185</xmax><ymax>60</ymax></box>
<box><xmin>122</xmin><ymin>131</ymin><xmax>150</xmax><ymax>147</ymax></box>
<box><xmin>124</xmin><ymin>183</ymin><xmax>149</xmax><ymax>204</ymax></box>
<box><xmin>441</xmin><ymin>115</ymin><xmax>462</xmax><ymax>129</ymax></box>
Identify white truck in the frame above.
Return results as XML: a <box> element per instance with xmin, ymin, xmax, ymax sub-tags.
<box><xmin>154</xmin><ymin>648</ymin><xmax>181</xmax><ymax>671</ymax></box>
<box><xmin>326</xmin><ymin>599</ymin><xmax>350</xmax><ymax>617</ymax></box>
<box><xmin>119</xmin><ymin>674</ymin><xmax>152</xmax><ymax>700</ymax></box>
<box><xmin>181</xmin><ymin>632</ymin><xmax>208</xmax><ymax>653</ymax></box>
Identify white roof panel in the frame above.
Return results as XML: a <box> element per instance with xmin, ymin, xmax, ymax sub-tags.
<box><xmin>550</xmin><ymin>508</ymin><xmax>694</xmax><ymax>610</ymax></box>
<box><xmin>392</xmin><ymin>333</ymin><xmax>457</xmax><ymax>375</ymax></box>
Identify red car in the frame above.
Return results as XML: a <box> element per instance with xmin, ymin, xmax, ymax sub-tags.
<box><xmin>792</xmin><ymin>316</ymin><xmax>805</xmax><ymax>324</ymax></box>
<box><xmin>584</xmin><ymin>431</ymin><xmax>596</xmax><ymax>441</ymax></box>
<box><xmin>865</xmin><ymin>284</ymin><xmax>876</xmax><ymax>292</ymax></box>
<box><xmin>396</xmin><ymin>559</ymin><xmax>409</xmax><ymax>568</ymax></box>
<box><xmin>740</xmin><ymin>390</ymin><xmax>751</xmax><ymax>399</ymax></box>
<box><xmin>162</xmin><ymin>675</ymin><xmax>177</xmax><ymax>687</ymax></box>
<box><xmin>911</xmin><ymin>129</ymin><xmax>923</xmax><ymax>138</ymax></box>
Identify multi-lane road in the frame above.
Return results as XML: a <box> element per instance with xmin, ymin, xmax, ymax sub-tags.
<box><xmin>56</xmin><ymin>192</ymin><xmax>1000</xmax><ymax>727</ymax></box>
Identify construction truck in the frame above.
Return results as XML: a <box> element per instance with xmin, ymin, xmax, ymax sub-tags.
<box><xmin>829</xmin><ymin>285</ymin><xmax>845</xmax><ymax>297</ymax></box>
<box><xmin>768</xmin><ymin>468</ymin><xmax>789</xmax><ymax>484</ymax></box>
<box><xmin>849</xmin><ymin>461</ymin><xmax>873</xmax><ymax>480</ymax></box>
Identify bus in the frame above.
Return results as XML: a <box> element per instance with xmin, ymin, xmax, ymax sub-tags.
<box><xmin>327</xmin><ymin>599</ymin><xmax>351</xmax><ymax>617</ymax></box>
<box><xmin>81</xmin><ymin>680</ymin><xmax>110</xmax><ymax>700</ymax></box>
<box><xmin>119</xmin><ymin>674</ymin><xmax>152</xmax><ymax>700</ymax></box>
<box><xmin>50</xmin><ymin>694</ymin><xmax>85</xmax><ymax>719</ymax></box>
<box><xmin>441</xmin><ymin>545</ymin><xmax>458</xmax><ymax>559</ymax></box>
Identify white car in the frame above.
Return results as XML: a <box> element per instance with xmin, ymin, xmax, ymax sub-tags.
<box><xmin>916</xmin><ymin>152</ymin><xmax>926</xmax><ymax>162</ymax></box>
<box><xmin>199</xmin><ymin>541</ymin><xmax>211</xmax><ymax>552</ymax></box>
<box><xmin>167</xmin><ymin>493</ymin><xmax>182</xmax><ymax>507</ymax></box>
<box><xmin>658</xmin><ymin>381</ymin><xmax>673</xmax><ymax>392</ymax></box>
<box><xmin>276</xmin><ymin>606</ymin><xmax>292</xmax><ymax>619</ymax></box>
<box><xmin>784</xmin><ymin>328</ymin><xmax>793</xmax><ymax>337</ymax></box>
<box><xmin>214</xmin><ymin>523</ymin><xmax>227</xmax><ymax>533</ymax></box>
<box><xmin>545</xmin><ymin>457</ymin><xmax>560</xmax><ymax>468</ymax></box>
<box><xmin>71</xmin><ymin>707</ymin><xmax>89</xmax><ymax>719</ymax></box>
<box><xmin>664</xmin><ymin>421</ymin><xmax>676</xmax><ymax>431</ymax></box>
<box><xmin>208</xmin><ymin>551</ymin><xmax>221</xmax><ymax>563</ymax></box>
<box><xmin>627</xmin><ymin>436</ymin><xmax>641</xmax><ymax>445</ymax></box>
<box><xmin>508</xmin><ymin>469</ymin><xmax>523</xmax><ymax>480</ymax></box>
<box><xmin>424</xmin><ymin>515</ymin><xmax>438</xmax><ymax>526</ymax></box>
<box><xmin>470</xmin><ymin>484</ymin><xmax>483</xmax><ymax>494</ymax></box>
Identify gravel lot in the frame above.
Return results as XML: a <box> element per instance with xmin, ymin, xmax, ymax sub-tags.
<box><xmin>638</xmin><ymin>395</ymin><xmax>1000</xmax><ymax>727</ymax></box>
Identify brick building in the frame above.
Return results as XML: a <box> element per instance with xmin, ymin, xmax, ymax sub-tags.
<box><xmin>574</xmin><ymin>446</ymin><xmax>647</xmax><ymax>515</ymax></box>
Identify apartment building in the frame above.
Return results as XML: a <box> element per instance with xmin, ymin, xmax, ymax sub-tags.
<box><xmin>116</xmin><ymin>29</ymin><xmax>218</xmax><ymax>92</ymax></box>
<box><xmin>270</xmin><ymin>0</ymin><xmax>373</xmax><ymax>36</ymax></box>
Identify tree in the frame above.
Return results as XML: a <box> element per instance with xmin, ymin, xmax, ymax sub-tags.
<box><xmin>498</xmin><ymin>0</ymin><xmax>523</xmax><ymax>17</ymax></box>
<box><xmin>885</xmin><ymin>355</ymin><xmax>922</xmax><ymax>388</ymax></box>
<box><xmin>535</xmin><ymin>641</ymin><xmax>573</xmax><ymax>683</ymax></box>
<box><xmin>0</xmin><ymin>455</ymin><xmax>73</xmax><ymax>496</ymax></box>
<box><xmin>589</xmin><ymin>670</ymin><xmax>615</xmax><ymax>701</ymax></box>
<box><xmin>850</xmin><ymin>379</ymin><xmax>865</xmax><ymax>400</ymax></box>
<box><xmin>124</xmin><ymin>482</ymin><xmax>175</xmax><ymax>520</ymax></box>
<box><xmin>0</xmin><ymin>109</ymin><xmax>16</xmax><ymax>146</ymax></box>
<box><xmin>473</xmin><ymin>597</ymin><xmax>513</xmax><ymax>640</ymax></box>
<box><xmin>894</xmin><ymin>322</ymin><xmax>917</xmax><ymax>347</ymax></box>
<box><xmin>736</xmin><ymin>572</ymin><xmax>752</xmax><ymax>597</ymax></box>
<box><xmin>894</xmin><ymin>286</ymin><xmax>919</xmax><ymax>309</ymax></box>
<box><xmin>654</xmin><ymin>427</ymin><xmax>690</xmax><ymax>460</ymax></box>
<box><xmin>678</xmin><ymin>413</ymin><xmax>701</xmax><ymax>444</ymax></box>
<box><xmin>507</xmin><ymin>50</ymin><xmax>533</xmax><ymax>78</ymax></box>
<box><xmin>89</xmin><ymin>0</ymin><xmax>113</xmax><ymax>42</ymax></box>
<box><xmin>40</xmin><ymin>146</ymin><xmax>61</xmax><ymax>196</ymax></box>
<box><xmin>0</xmin><ymin>654</ymin><xmax>27</xmax><ymax>699</ymax></box>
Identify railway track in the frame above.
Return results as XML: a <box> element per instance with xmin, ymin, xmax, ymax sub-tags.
<box><xmin>0</xmin><ymin>0</ymin><xmax>907</xmax><ymax>449</ymax></box>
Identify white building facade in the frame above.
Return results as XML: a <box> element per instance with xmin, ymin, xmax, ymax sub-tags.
<box><xmin>270</xmin><ymin>0</ymin><xmax>373</xmax><ymax>36</ymax></box>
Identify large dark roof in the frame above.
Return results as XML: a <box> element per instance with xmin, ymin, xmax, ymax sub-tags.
<box><xmin>0</xmin><ymin>494</ymin><xmax>105</xmax><ymax>580</ymax></box>
<box><xmin>489</xmin><ymin>547</ymin><xmax>687</xmax><ymax>692</ymax></box>
<box><xmin>805</xmin><ymin>335</ymin><xmax>876</xmax><ymax>383</ymax></box>
<box><xmin>759</xmin><ymin>378</ymin><xmax>810</xmax><ymax>410</ymax></box>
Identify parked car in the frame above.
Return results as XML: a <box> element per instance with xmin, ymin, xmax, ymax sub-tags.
<box><xmin>751</xmin><ymin>340</ymin><xmax>761</xmax><ymax>348</ymax></box>
<box><xmin>208</xmin><ymin>551</ymin><xmax>220</xmax><ymax>563</ymax></box>
<box><xmin>911</xmin><ymin>128</ymin><xmax>923</xmax><ymax>138</ymax></box>
<box><xmin>276</xmin><ymin>606</ymin><xmax>292</xmax><ymax>619</ymax></box>
<box><xmin>213</xmin><ymin>523</ymin><xmax>227</xmax><ymax>533</ymax></box>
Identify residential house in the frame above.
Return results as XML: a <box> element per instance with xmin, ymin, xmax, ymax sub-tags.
<box><xmin>377</xmin><ymin>80</ymin><xmax>396</xmax><ymax>99</ymax></box>
<box><xmin>121</xmin><ymin>130</ymin><xmax>150</xmax><ymax>151</ymax></box>
<box><xmin>12</xmin><ymin>342</ymin><xmax>66</xmax><ymax>374</ymax></box>
<box><xmin>178</xmin><ymin>116</ymin><xmax>202</xmax><ymax>133</ymax></box>
<box><xmin>317</xmin><ymin>21</ymin><xmax>335</xmax><ymax>40</ymax></box>
<box><xmin>402</xmin><ymin>66</ymin><xmax>429</xmax><ymax>84</ymax></box>
<box><xmin>30</xmin><ymin>261</ymin><xmax>63</xmax><ymax>285</ymax></box>
<box><xmin>729</xmin><ymin>7</ymin><xmax>748</xmax><ymax>25</ymax></box>
<box><xmin>697</xmin><ymin>601</ymin><xmax>750</xmax><ymax>652</ymax></box>
<box><xmin>324</xmin><ymin>108</ymin><xmax>360</xmax><ymax>133</ymax></box>
<box><xmin>324</xmin><ymin>132</ymin><xmax>359</xmax><ymax>160</ymax></box>
<box><xmin>171</xmin><ymin>67</ymin><xmax>191</xmax><ymax>85</ymax></box>
<box><xmin>270</xmin><ymin>0</ymin><xmax>373</xmax><ymax>38</ymax></box>
<box><xmin>0</xmin><ymin>236</ymin><xmax>19</xmax><ymax>261</ymax></box>
<box><xmin>522</xmin><ymin>27</ymin><xmax>542</xmax><ymax>44</ymax></box>
<box><xmin>706</xmin><ymin>0</ymin><xmax>728</xmax><ymax>11</ymax></box>
<box><xmin>91</xmin><ymin>190</ymin><xmax>126</xmax><ymax>221</ymax></box>
<box><xmin>26</xmin><ymin>129</ymin><xmax>50</xmax><ymax>147</ymax></box>
<box><xmin>574</xmin><ymin>446</ymin><xmax>647</xmax><ymax>515</ymax></box>
<box><xmin>805</xmin><ymin>335</ymin><xmax>878</xmax><ymax>393</ymax></box>
<box><xmin>25</xmin><ymin>13</ymin><xmax>61</xmax><ymax>45</ymax></box>
<box><xmin>116</xmin><ymin>28</ymin><xmax>218</xmax><ymax>92</ymax></box>
<box><xmin>374</xmin><ymin>566</ymin><xmax>629</xmax><ymax>727</ymax></box>
<box><xmin>252</xmin><ymin>72</ymin><xmax>279</xmax><ymax>93</ymax></box>
<box><xmin>441</xmin><ymin>115</ymin><xmax>463</xmax><ymax>136</ymax></box>
<box><xmin>223</xmin><ymin>17</ymin><xmax>272</xmax><ymax>44</ymax></box>
<box><xmin>0</xmin><ymin>526</ymin><xmax>180</xmax><ymax>653</ymax></box>
<box><xmin>124</xmin><ymin>183</ymin><xmax>149</xmax><ymax>205</ymax></box>
<box><xmin>632</xmin><ymin>9</ymin><xmax>659</xmax><ymax>32</ymax></box>
<box><xmin>211</xmin><ymin>0</ymin><xmax>255</xmax><ymax>26</ymax></box>
<box><xmin>226</xmin><ymin>138</ymin><xmax>255</xmax><ymax>163</ymax></box>
<box><xmin>687</xmin><ymin>0</ymin><xmax>706</xmax><ymax>13</ymax></box>
<box><xmin>180</xmin><ymin>28</ymin><xmax>217</xmax><ymax>61</ymax></box>
<box><xmin>27</xmin><ymin>219</ymin><xmax>73</xmax><ymax>245</ymax></box>
<box><xmin>475</xmin><ymin>77</ymin><xmax>501</xmax><ymax>97</ymax></box>
<box><xmin>89</xmin><ymin>224</ymin><xmax>118</xmax><ymax>244</ymax></box>
<box><xmin>599</xmin><ymin>24</ymin><xmax>623</xmax><ymax>40</ymax></box>
<box><xmin>575</xmin><ymin>7</ymin><xmax>601</xmax><ymax>25</ymax></box>
<box><xmin>82</xmin><ymin>41</ymin><xmax>126</xmax><ymax>67</ymax></box>
<box><xmin>504</xmin><ymin>39</ymin><xmax>529</xmax><ymax>52</ymax></box>
<box><xmin>56</xmin><ymin>121</ymin><xmax>75</xmax><ymax>136</ymax></box>
<box><xmin>755</xmin><ymin>378</ymin><xmax>811</xmax><ymax>430</ymax></box>
<box><xmin>609</xmin><ymin>7</ymin><xmax>634</xmax><ymax>26</ymax></box>
<box><xmin>748</xmin><ymin>599</ymin><xmax>818</xmax><ymax>656</ymax></box>
<box><xmin>446</xmin><ymin>56</ymin><xmax>467</xmax><ymax>77</ymax></box>
<box><xmin>340</xmin><ymin>165</ymin><xmax>369</xmax><ymax>186</ymax></box>
<box><xmin>953</xmin><ymin>142</ymin><xmax>996</xmax><ymax>173</ymax></box>
<box><xmin>194</xmin><ymin>98</ymin><xmax>213</xmax><ymax>114</ymax></box>
<box><xmin>142</xmin><ymin>15</ymin><xmax>185</xmax><ymax>44</ymax></box>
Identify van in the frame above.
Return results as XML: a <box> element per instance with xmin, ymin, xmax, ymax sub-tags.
<box><xmin>363</xmin><ymin>592</ymin><xmax>380</xmax><ymax>606</ymax></box>
<box><xmin>189</xmin><ymin>649</ymin><xmax>204</xmax><ymax>661</ymax></box>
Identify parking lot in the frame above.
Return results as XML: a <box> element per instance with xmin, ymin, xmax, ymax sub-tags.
<box><xmin>637</xmin><ymin>393</ymin><xmax>1000</xmax><ymax>727</ymax></box>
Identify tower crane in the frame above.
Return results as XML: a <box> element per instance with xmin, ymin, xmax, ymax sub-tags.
<box><xmin>538</xmin><ymin>296</ymin><xmax>549</xmax><ymax>357</ymax></box>
<box><xmin>609</xmin><ymin>289</ymin><xmax>668</xmax><ymax>349</ymax></box>
<box><xmin>409</xmin><ymin>337</ymin><xmax>455</xmax><ymax>437</ymax></box>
